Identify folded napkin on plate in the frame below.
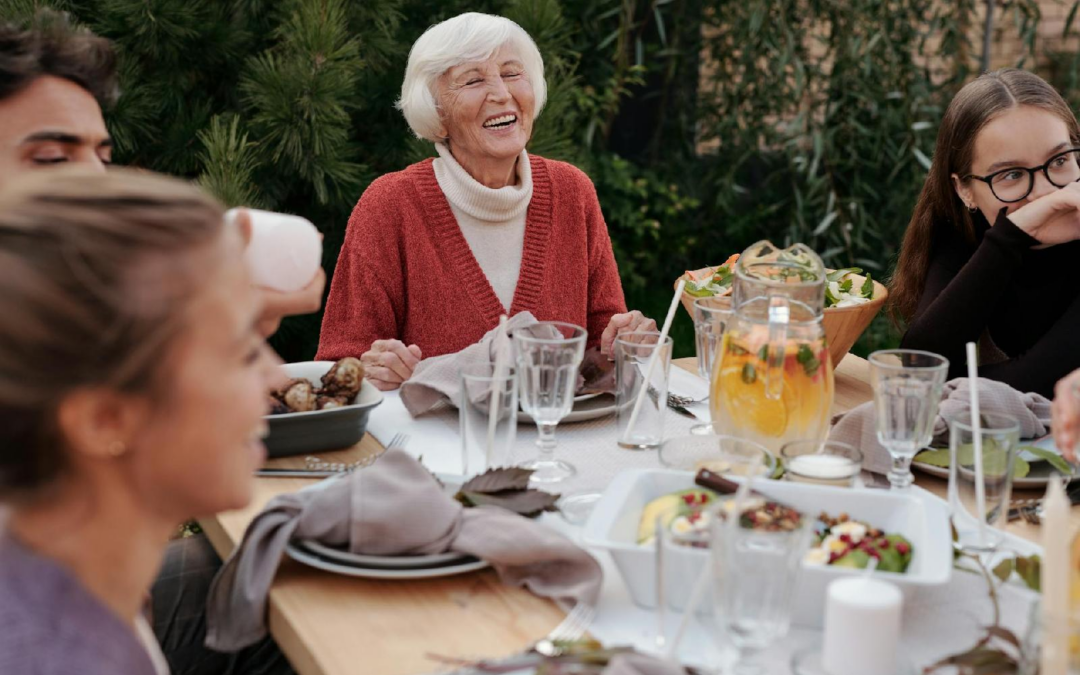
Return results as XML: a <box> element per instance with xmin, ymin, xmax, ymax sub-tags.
<box><xmin>204</xmin><ymin>449</ymin><xmax>602</xmax><ymax>651</ymax></box>
<box><xmin>829</xmin><ymin>376</ymin><xmax>1051</xmax><ymax>474</ymax></box>
<box><xmin>400</xmin><ymin>311</ymin><xmax>537</xmax><ymax>416</ymax></box>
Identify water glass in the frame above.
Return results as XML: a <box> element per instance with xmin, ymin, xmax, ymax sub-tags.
<box><xmin>947</xmin><ymin>412</ymin><xmax>1020</xmax><ymax>554</ymax></box>
<box><xmin>459</xmin><ymin>363</ymin><xmax>518</xmax><ymax>476</ymax></box>
<box><xmin>710</xmin><ymin>495</ymin><xmax>812</xmax><ymax>671</ymax></box>
<box><xmin>659</xmin><ymin>433</ymin><xmax>775</xmax><ymax>477</ymax></box>
<box><xmin>513</xmin><ymin>322</ymin><xmax>587</xmax><ymax>483</ymax></box>
<box><xmin>694</xmin><ymin>298</ymin><xmax>732</xmax><ymax>380</ymax></box>
<box><xmin>654</xmin><ymin>511</ymin><xmax>711</xmax><ymax>651</ymax></box>
<box><xmin>869</xmin><ymin>349</ymin><xmax>950</xmax><ymax>491</ymax></box>
<box><xmin>780</xmin><ymin>440</ymin><xmax>863</xmax><ymax>488</ymax></box>
<box><xmin>615</xmin><ymin>331</ymin><xmax>674</xmax><ymax>450</ymax></box>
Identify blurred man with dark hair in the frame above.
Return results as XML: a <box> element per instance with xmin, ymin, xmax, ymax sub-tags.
<box><xmin>0</xmin><ymin>11</ymin><xmax>297</xmax><ymax>675</ymax></box>
<box><xmin>0</xmin><ymin>12</ymin><xmax>117</xmax><ymax>188</ymax></box>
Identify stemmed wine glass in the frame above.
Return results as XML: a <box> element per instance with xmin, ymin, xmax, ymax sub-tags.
<box><xmin>513</xmin><ymin>322</ymin><xmax>587</xmax><ymax>483</ymax></box>
<box><xmin>869</xmin><ymin>349</ymin><xmax>950</xmax><ymax>490</ymax></box>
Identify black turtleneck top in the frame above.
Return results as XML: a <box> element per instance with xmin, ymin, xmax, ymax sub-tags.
<box><xmin>899</xmin><ymin>209</ymin><xmax>1080</xmax><ymax>398</ymax></box>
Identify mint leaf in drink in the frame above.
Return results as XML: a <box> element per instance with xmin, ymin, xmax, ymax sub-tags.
<box><xmin>796</xmin><ymin>344</ymin><xmax>821</xmax><ymax>378</ymax></box>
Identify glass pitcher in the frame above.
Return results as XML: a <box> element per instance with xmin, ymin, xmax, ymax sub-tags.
<box><xmin>709</xmin><ymin>241</ymin><xmax>835</xmax><ymax>455</ymax></box>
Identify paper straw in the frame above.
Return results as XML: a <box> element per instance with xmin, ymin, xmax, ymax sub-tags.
<box><xmin>965</xmin><ymin>342</ymin><xmax>988</xmax><ymax>550</ymax></box>
<box><xmin>621</xmin><ymin>279</ymin><xmax>685</xmax><ymax>445</ymax></box>
<box><xmin>485</xmin><ymin>315</ymin><xmax>509</xmax><ymax>472</ymax></box>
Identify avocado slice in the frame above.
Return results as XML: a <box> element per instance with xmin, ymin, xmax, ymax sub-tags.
<box><xmin>636</xmin><ymin>488</ymin><xmax>717</xmax><ymax>544</ymax></box>
<box><xmin>832</xmin><ymin>549</ymin><xmax>871</xmax><ymax>569</ymax></box>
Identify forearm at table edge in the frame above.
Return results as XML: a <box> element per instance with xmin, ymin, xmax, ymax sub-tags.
<box><xmin>901</xmin><ymin>210</ymin><xmax>1036</xmax><ymax>366</ymax></box>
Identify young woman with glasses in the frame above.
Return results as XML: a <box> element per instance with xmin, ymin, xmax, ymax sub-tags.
<box><xmin>890</xmin><ymin>69</ymin><xmax>1080</xmax><ymax>397</ymax></box>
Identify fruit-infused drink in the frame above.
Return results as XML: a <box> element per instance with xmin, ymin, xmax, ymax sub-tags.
<box><xmin>710</xmin><ymin>325</ymin><xmax>833</xmax><ymax>454</ymax></box>
<box><xmin>709</xmin><ymin>241</ymin><xmax>835</xmax><ymax>454</ymax></box>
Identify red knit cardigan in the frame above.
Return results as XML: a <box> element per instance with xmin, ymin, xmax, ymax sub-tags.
<box><xmin>316</xmin><ymin>154</ymin><xmax>628</xmax><ymax>361</ymax></box>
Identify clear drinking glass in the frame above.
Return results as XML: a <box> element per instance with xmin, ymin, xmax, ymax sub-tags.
<box><xmin>694</xmin><ymin>298</ymin><xmax>732</xmax><ymax>381</ymax></box>
<box><xmin>710</xmin><ymin>495</ymin><xmax>811</xmax><ymax>673</ymax></box>
<box><xmin>947</xmin><ymin>412</ymin><xmax>1020</xmax><ymax>554</ymax></box>
<box><xmin>658</xmin><ymin>433</ymin><xmax>775</xmax><ymax>477</ymax></box>
<box><xmin>780</xmin><ymin>439</ymin><xmax>863</xmax><ymax>488</ymax></box>
<box><xmin>869</xmin><ymin>350</ymin><xmax>950</xmax><ymax>491</ymax></box>
<box><xmin>654</xmin><ymin>512</ymin><xmax>711</xmax><ymax>652</ymax></box>
<box><xmin>459</xmin><ymin>363</ymin><xmax>518</xmax><ymax>476</ymax></box>
<box><xmin>513</xmin><ymin>322</ymin><xmax>587</xmax><ymax>483</ymax></box>
<box><xmin>1021</xmin><ymin>602</ymin><xmax>1080</xmax><ymax>674</ymax></box>
<box><xmin>615</xmin><ymin>331</ymin><xmax>673</xmax><ymax>450</ymax></box>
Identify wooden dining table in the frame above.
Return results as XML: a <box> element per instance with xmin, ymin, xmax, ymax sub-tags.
<box><xmin>199</xmin><ymin>355</ymin><xmax>1062</xmax><ymax>675</ymax></box>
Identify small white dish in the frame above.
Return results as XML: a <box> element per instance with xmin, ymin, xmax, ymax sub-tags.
<box><xmin>285</xmin><ymin>542</ymin><xmax>489</xmax><ymax>579</ymax></box>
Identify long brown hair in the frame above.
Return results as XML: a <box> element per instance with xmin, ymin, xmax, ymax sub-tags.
<box><xmin>0</xmin><ymin>168</ymin><xmax>225</xmax><ymax>499</ymax></box>
<box><xmin>889</xmin><ymin>69</ymin><xmax>1080</xmax><ymax>324</ymax></box>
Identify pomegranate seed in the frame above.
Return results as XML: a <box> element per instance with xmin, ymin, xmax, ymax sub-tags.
<box><xmin>896</xmin><ymin>542</ymin><xmax>910</xmax><ymax>555</ymax></box>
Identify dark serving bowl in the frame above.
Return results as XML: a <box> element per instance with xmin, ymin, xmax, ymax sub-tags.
<box><xmin>265</xmin><ymin>361</ymin><xmax>383</xmax><ymax>458</ymax></box>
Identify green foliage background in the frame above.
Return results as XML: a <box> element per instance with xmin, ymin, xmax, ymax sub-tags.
<box><xmin>3</xmin><ymin>0</ymin><xmax>1079</xmax><ymax>361</ymax></box>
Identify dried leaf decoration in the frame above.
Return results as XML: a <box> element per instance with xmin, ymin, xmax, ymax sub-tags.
<box><xmin>454</xmin><ymin>467</ymin><xmax>560</xmax><ymax>518</ymax></box>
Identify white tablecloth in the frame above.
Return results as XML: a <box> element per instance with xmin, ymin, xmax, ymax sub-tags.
<box><xmin>368</xmin><ymin>370</ymin><xmax>1040</xmax><ymax>673</ymax></box>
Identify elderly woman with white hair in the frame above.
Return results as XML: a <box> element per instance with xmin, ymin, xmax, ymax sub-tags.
<box><xmin>317</xmin><ymin>12</ymin><xmax>655</xmax><ymax>390</ymax></box>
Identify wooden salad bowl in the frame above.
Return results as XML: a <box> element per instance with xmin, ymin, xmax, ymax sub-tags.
<box><xmin>675</xmin><ymin>267</ymin><xmax>889</xmax><ymax>367</ymax></box>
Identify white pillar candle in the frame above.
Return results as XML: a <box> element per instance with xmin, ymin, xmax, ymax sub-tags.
<box><xmin>1041</xmin><ymin>478</ymin><xmax>1070</xmax><ymax>674</ymax></box>
<box><xmin>787</xmin><ymin>454</ymin><xmax>855</xmax><ymax>479</ymax></box>
<box><xmin>228</xmin><ymin>208</ymin><xmax>322</xmax><ymax>292</ymax></box>
<box><xmin>821</xmin><ymin>577</ymin><xmax>902</xmax><ymax>675</ymax></box>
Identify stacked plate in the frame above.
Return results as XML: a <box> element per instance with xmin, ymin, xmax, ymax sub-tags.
<box><xmin>286</xmin><ymin>539</ymin><xmax>490</xmax><ymax>580</ymax></box>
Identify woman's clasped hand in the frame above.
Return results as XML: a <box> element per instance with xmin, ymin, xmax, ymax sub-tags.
<box><xmin>361</xmin><ymin>340</ymin><xmax>423</xmax><ymax>391</ymax></box>
<box><xmin>1008</xmin><ymin>181</ymin><xmax>1080</xmax><ymax>246</ymax></box>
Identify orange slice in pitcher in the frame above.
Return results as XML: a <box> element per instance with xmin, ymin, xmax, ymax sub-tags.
<box><xmin>717</xmin><ymin>362</ymin><xmax>789</xmax><ymax>438</ymax></box>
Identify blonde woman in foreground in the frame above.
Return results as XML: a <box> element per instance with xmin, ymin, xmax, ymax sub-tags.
<box><xmin>0</xmin><ymin>168</ymin><xmax>283</xmax><ymax>674</ymax></box>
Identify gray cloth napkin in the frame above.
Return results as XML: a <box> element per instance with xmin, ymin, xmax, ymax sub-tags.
<box><xmin>400</xmin><ymin>311</ymin><xmax>537</xmax><ymax>416</ymax></box>
<box><xmin>829</xmin><ymin>376</ymin><xmax>1052</xmax><ymax>474</ymax></box>
<box><xmin>204</xmin><ymin>449</ymin><xmax>602</xmax><ymax>651</ymax></box>
<box><xmin>603</xmin><ymin>653</ymin><xmax>689</xmax><ymax>675</ymax></box>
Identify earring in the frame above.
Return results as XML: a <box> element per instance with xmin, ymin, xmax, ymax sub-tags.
<box><xmin>967</xmin><ymin>205</ymin><xmax>978</xmax><ymax>213</ymax></box>
<box><xmin>107</xmin><ymin>440</ymin><xmax>127</xmax><ymax>457</ymax></box>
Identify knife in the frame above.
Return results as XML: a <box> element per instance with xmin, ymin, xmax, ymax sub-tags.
<box><xmin>255</xmin><ymin>468</ymin><xmax>340</xmax><ymax>478</ymax></box>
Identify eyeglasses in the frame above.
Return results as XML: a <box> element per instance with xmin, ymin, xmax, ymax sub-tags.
<box><xmin>963</xmin><ymin>148</ymin><xmax>1080</xmax><ymax>203</ymax></box>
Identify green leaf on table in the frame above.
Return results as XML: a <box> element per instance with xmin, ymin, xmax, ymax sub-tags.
<box><xmin>1018</xmin><ymin>445</ymin><xmax>1074</xmax><ymax>475</ymax></box>
<box><xmin>913</xmin><ymin>446</ymin><xmax>1031</xmax><ymax>478</ymax></box>
<box><xmin>456</xmin><ymin>489</ymin><xmax>560</xmax><ymax>517</ymax></box>
<box><xmin>992</xmin><ymin>558</ymin><xmax>1014</xmax><ymax>584</ymax></box>
<box><xmin>460</xmin><ymin>467</ymin><xmax>534</xmax><ymax>493</ymax></box>
<box><xmin>914</xmin><ymin>448</ymin><xmax>951</xmax><ymax>468</ymax></box>
<box><xmin>1016</xmin><ymin>554</ymin><xmax>1041</xmax><ymax>592</ymax></box>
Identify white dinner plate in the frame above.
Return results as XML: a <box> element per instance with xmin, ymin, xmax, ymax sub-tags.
<box><xmin>286</xmin><ymin>542</ymin><xmax>489</xmax><ymax>579</ymax></box>
<box><xmin>295</xmin><ymin>539</ymin><xmax>470</xmax><ymax>570</ymax></box>
<box><xmin>519</xmin><ymin>393</ymin><xmax>618</xmax><ymax>424</ymax></box>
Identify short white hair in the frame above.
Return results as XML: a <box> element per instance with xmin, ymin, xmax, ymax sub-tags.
<box><xmin>397</xmin><ymin>13</ymin><xmax>546</xmax><ymax>142</ymax></box>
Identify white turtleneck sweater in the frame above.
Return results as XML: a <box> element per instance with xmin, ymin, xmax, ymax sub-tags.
<box><xmin>432</xmin><ymin>143</ymin><xmax>533</xmax><ymax>312</ymax></box>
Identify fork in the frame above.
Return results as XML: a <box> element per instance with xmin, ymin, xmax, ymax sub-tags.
<box><xmin>667</xmin><ymin>392</ymin><xmax>708</xmax><ymax>408</ymax></box>
<box><xmin>299</xmin><ymin>433</ymin><xmax>409</xmax><ymax>474</ymax></box>
<box><xmin>532</xmin><ymin>603</ymin><xmax>596</xmax><ymax>657</ymax></box>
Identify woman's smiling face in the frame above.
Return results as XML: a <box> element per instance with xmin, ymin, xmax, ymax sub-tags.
<box><xmin>436</xmin><ymin>43</ymin><xmax>535</xmax><ymax>169</ymax></box>
<box><xmin>955</xmin><ymin>105</ymin><xmax>1080</xmax><ymax>220</ymax></box>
